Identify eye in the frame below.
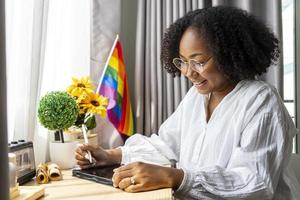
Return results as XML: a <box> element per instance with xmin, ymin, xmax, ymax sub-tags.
<box><xmin>191</xmin><ymin>60</ymin><xmax>205</xmax><ymax>68</ymax></box>
<box><xmin>196</xmin><ymin>61</ymin><xmax>205</xmax><ymax>66</ymax></box>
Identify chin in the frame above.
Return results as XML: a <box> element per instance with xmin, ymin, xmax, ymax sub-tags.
<box><xmin>196</xmin><ymin>87</ymin><xmax>210</xmax><ymax>95</ymax></box>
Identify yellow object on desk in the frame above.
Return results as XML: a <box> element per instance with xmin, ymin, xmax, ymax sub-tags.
<box><xmin>24</xmin><ymin>170</ymin><xmax>172</xmax><ymax>200</ymax></box>
<box><xmin>47</xmin><ymin>163</ymin><xmax>63</xmax><ymax>181</ymax></box>
<box><xmin>13</xmin><ymin>185</ymin><xmax>45</xmax><ymax>200</ymax></box>
<box><xmin>36</xmin><ymin>162</ymin><xmax>63</xmax><ymax>184</ymax></box>
<box><xmin>36</xmin><ymin>164</ymin><xmax>49</xmax><ymax>184</ymax></box>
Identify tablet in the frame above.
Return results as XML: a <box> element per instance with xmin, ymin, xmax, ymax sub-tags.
<box><xmin>72</xmin><ymin>164</ymin><xmax>120</xmax><ymax>186</ymax></box>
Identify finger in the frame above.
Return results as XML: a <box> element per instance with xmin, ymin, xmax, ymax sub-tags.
<box><xmin>84</xmin><ymin>152</ymin><xmax>93</xmax><ymax>163</ymax></box>
<box><xmin>124</xmin><ymin>184</ymin><xmax>144</xmax><ymax>193</ymax></box>
<box><xmin>118</xmin><ymin>177</ymin><xmax>132</xmax><ymax>189</ymax></box>
<box><xmin>81</xmin><ymin>144</ymin><xmax>99</xmax><ymax>152</ymax></box>
<box><xmin>113</xmin><ymin>162</ymin><xmax>136</xmax><ymax>172</ymax></box>
<box><xmin>76</xmin><ymin>160</ymin><xmax>90</xmax><ymax>166</ymax></box>
<box><xmin>112</xmin><ymin>170</ymin><xmax>133</xmax><ymax>186</ymax></box>
<box><xmin>76</xmin><ymin>161</ymin><xmax>97</xmax><ymax>169</ymax></box>
<box><xmin>75</xmin><ymin>151</ymin><xmax>91</xmax><ymax>164</ymax></box>
<box><xmin>79</xmin><ymin>164</ymin><xmax>94</xmax><ymax>169</ymax></box>
<box><xmin>79</xmin><ymin>163</ymin><xmax>97</xmax><ymax>169</ymax></box>
<box><xmin>112</xmin><ymin>171</ymin><xmax>132</xmax><ymax>186</ymax></box>
<box><xmin>75</xmin><ymin>145</ymin><xmax>93</xmax><ymax>160</ymax></box>
<box><xmin>75</xmin><ymin>144</ymin><xmax>84</xmax><ymax>154</ymax></box>
<box><xmin>75</xmin><ymin>152</ymin><xmax>87</xmax><ymax>161</ymax></box>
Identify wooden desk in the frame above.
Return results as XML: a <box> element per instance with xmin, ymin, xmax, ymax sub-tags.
<box><xmin>25</xmin><ymin>170</ymin><xmax>173</xmax><ymax>200</ymax></box>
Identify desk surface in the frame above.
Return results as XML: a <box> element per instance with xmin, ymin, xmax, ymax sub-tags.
<box><xmin>25</xmin><ymin>170</ymin><xmax>173</xmax><ymax>200</ymax></box>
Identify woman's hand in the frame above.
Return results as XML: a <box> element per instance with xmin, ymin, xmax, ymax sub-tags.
<box><xmin>75</xmin><ymin>144</ymin><xmax>121</xmax><ymax>169</ymax></box>
<box><xmin>112</xmin><ymin>162</ymin><xmax>184</xmax><ymax>192</ymax></box>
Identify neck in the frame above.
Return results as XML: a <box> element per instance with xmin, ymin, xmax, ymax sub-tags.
<box><xmin>211</xmin><ymin>82</ymin><xmax>236</xmax><ymax>102</ymax></box>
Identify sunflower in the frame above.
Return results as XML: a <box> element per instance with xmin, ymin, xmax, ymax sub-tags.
<box><xmin>75</xmin><ymin>93</ymin><xmax>90</xmax><ymax>114</ymax></box>
<box><xmin>67</xmin><ymin>76</ymin><xmax>94</xmax><ymax>97</ymax></box>
<box><xmin>81</xmin><ymin>93</ymin><xmax>108</xmax><ymax>117</ymax></box>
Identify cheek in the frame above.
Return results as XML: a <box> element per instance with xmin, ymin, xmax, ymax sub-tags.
<box><xmin>202</xmin><ymin>66</ymin><xmax>228</xmax><ymax>88</ymax></box>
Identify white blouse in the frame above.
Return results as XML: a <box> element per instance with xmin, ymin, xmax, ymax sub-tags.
<box><xmin>120</xmin><ymin>80</ymin><xmax>300</xmax><ymax>199</ymax></box>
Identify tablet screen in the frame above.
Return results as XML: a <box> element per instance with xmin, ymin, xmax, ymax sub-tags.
<box><xmin>72</xmin><ymin>164</ymin><xmax>120</xmax><ymax>186</ymax></box>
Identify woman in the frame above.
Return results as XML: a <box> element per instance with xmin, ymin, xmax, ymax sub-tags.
<box><xmin>75</xmin><ymin>6</ymin><xmax>300</xmax><ymax>199</ymax></box>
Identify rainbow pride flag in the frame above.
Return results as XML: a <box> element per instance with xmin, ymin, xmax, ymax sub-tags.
<box><xmin>97</xmin><ymin>35</ymin><xmax>134</xmax><ymax>140</ymax></box>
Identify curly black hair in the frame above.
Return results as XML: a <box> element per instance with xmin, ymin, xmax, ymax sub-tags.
<box><xmin>161</xmin><ymin>6</ymin><xmax>280</xmax><ymax>83</ymax></box>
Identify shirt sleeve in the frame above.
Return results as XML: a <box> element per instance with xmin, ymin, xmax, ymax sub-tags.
<box><xmin>120</xmin><ymin>88</ymin><xmax>190</xmax><ymax>166</ymax></box>
<box><xmin>176</xmin><ymin>112</ymin><xmax>296</xmax><ymax>199</ymax></box>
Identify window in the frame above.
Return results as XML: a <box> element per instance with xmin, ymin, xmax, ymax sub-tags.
<box><xmin>282</xmin><ymin>0</ymin><xmax>297</xmax><ymax>153</ymax></box>
<box><xmin>5</xmin><ymin>0</ymin><xmax>90</xmax><ymax>142</ymax></box>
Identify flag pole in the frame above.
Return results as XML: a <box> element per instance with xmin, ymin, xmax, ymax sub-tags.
<box><xmin>96</xmin><ymin>34</ymin><xmax>119</xmax><ymax>93</ymax></box>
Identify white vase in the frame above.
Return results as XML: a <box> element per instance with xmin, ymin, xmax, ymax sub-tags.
<box><xmin>49</xmin><ymin>141</ymin><xmax>79</xmax><ymax>169</ymax></box>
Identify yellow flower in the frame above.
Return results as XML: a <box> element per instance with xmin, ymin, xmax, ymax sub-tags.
<box><xmin>67</xmin><ymin>76</ymin><xmax>94</xmax><ymax>97</ymax></box>
<box><xmin>77</xmin><ymin>93</ymin><xmax>90</xmax><ymax>114</ymax></box>
<box><xmin>81</xmin><ymin>93</ymin><xmax>108</xmax><ymax>117</ymax></box>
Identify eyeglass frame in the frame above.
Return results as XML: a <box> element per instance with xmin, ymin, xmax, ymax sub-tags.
<box><xmin>172</xmin><ymin>56</ymin><xmax>213</xmax><ymax>74</ymax></box>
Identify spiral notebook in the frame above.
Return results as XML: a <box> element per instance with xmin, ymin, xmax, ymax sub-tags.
<box><xmin>72</xmin><ymin>164</ymin><xmax>120</xmax><ymax>186</ymax></box>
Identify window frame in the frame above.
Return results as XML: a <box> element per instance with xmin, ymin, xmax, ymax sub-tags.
<box><xmin>295</xmin><ymin>0</ymin><xmax>300</xmax><ymax>153</ymax></box>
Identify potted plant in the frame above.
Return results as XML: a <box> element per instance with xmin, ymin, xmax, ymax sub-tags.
<box><xmin>38</xmin><ymin>91</ymin><xmax>80</xmax><ymax>169</ymax></box>
<box><xmin>37</xmin><ymin>77</ymin><xmax>108</xmax><ymax>169</ymax></box>
<box><xmin>38</xmin><ymin>91</ymin><xmax>79</xmax><ymax>143</ymax></box>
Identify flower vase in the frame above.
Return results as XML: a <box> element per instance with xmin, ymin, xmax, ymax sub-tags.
<box><xmin>49</xmin><ymin>140</ymin><xmax>79</xmax><ymax>169</ymax></box>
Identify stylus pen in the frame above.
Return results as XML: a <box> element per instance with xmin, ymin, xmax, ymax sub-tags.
<box><xmin>82</xmin><ymin>125</ymin><xmax>93</xmax><ymax>163</ymax></box>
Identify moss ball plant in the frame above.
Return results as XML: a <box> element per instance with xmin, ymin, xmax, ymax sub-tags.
<box><xmin>38</xmin><ymin>91</ymin><xmax>79</xmax><ymax>131</ymax></box>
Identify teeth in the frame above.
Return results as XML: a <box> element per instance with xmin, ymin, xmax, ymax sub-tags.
<box><xmin>194</xmin><ymin>80</ymin><xmax>206</xmax><ymax>85</ymax></box>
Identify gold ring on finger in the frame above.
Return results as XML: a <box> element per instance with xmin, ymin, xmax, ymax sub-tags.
<box><xmin>130</xmin><ymin>177</ymin><xmax>136</xmax><ymax>185</ymax></box>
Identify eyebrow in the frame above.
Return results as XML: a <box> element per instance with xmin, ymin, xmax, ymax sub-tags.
<box><xmin>179</xmin><ymin>53</ymin><xmax>203</xmax><ymax>59</ymax></box>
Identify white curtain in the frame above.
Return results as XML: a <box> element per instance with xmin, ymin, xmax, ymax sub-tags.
<box><xmin>91</xmin><ymin>0</ymin><xmax>124</xmax><ymax>149</ymax></box>
<box><xmin>6</xmin><ymin>0</ymin><xmax>36</xmax><ymax>142</ymax></box>
<box><xmin>134</xmin><ymin>0</ymin><xmax>283</xmax><ymax>135</ymax></box>
<box><xmin>6</xmin><ymin>0</ymin><xmax>90</xmax><ymax>164</ymax></box>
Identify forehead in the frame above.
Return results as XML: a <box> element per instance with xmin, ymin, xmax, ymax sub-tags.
<box><xmin>179</xmin><ymin>27</ymin><xmax>211</xmax><ymax>57</ymax></box>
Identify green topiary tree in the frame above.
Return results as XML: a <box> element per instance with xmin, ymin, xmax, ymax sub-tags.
<box><xmin>38</xmin><ymin>91</ymin><xmax>79</xmax><ymax>142</ymax></box>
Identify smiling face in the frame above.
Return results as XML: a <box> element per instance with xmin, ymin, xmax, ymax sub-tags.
<box><xmin>178</xmin><ymin>27</ymin><xmax>235</xmax><ymax>97</ymax></box>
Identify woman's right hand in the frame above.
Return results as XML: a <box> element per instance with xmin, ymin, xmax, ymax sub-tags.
<box><xmin>75</xmin><ymin>144</ymin><xmax>122</xmax><ymax>169</ymax></box>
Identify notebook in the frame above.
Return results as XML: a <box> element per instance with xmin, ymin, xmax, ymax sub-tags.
<box><xmin>72</xmin><ymin>164</ymin><xmax>120</xmax><ymax>186</ymax></box>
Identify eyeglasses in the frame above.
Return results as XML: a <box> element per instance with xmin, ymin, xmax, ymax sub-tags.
<box><xmin>172</xmin><ymin>57</ymin><xmax>213</xmax><ymax>74</ymax></box>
